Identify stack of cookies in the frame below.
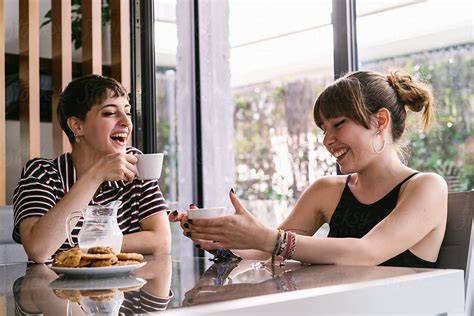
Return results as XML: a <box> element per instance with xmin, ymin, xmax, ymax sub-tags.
<box><xmin>52</xmin><ymin>247</ymin><xmax>144</xmax><ymax>268</ymax></box>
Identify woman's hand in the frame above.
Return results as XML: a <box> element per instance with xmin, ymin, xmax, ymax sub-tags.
<box><xmin>187</xmin><ymin>191</ymin><xmax>277</xmax><ymax>252</ymax></box>
<box><xmin>89</xmin><ymin>153</ymin><xmax>138</xmax><ymax>183</ymax></box>
<box><xmin>169</xmin><ymin>204</ymin><xmax>198</xmax><ymax>240</ymax></box>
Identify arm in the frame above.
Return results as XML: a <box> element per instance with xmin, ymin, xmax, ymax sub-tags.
<box><xmin>121</xmin><ymin>180</ymin><xmax>171</xmax><ymax>255</ymax></box>
<box><xmin>231</xmin><ymin>177</ymin><xmax>338</xmax><ymax>259</ymax></box>
<box><xmin>18</xmin><ymin>153</ymin><xmax>138</xmax><ymax>263</ymax></box>
<box><xmin>191</xmin><ymin>173</ymin><xmax>447</xmax><ymax>265</ymax></box>
<box><xmin>121</xmin><ymin>211</ymin><xmax>171</xmax><ymax>254</ymax></box>
<box><xmin>18</xmin><ymin>168</ymin><xmax>102</xmax><ymax>262</ymax></box>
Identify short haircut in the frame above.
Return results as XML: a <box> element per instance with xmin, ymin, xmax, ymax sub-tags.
<box><xmin>57</xmin><ymin>74</ymin><xmax>128</xmax><ymax>143</ymax></box>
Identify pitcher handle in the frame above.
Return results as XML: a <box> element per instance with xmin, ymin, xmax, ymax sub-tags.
<box><xmin>66</xmin><ymin>211</ymin><xmax>83</xmax><ymax>247</ymax></box>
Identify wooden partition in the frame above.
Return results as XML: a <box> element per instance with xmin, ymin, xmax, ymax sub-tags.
<box><xmin>0</xmin><ymin>0</ymin><xmax>131</xmax><ymax>204</ymax></box>
<box><xmin>82</xmin><ymin>0</ymin><xmax>102</xmax><ymax>75</ymax></box>
<box><xmin>19</xmin><ymin>0</ymin><xmax>41</xmax><ymax>167</ymax></box>
<box><xmin>51</xmin><ymin>0</ymin><xmax>72</xmax><ymax>156</ymax></box>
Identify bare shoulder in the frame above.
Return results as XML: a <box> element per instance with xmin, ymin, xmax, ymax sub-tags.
<box><xmin>305</xmin><ymin>174</ymin><xmax>347</xmax><ymax>196</ymax></box>
<box><xmin>301</xmin><ymin>175</ymin><xmax>348</xmax><ymax>219</ymax></box>
<box><xmin>399</xmin><ymin>172</ymin><xmax>448</xmax><ymax>219</ymax></box>
<box><xmin>405</xmin><ymin>172</ymin><xmax>448</xmax><ymax>194</ymax></box>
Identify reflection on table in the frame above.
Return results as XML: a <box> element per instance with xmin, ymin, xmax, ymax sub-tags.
<box><xmin>1</xmin><ymin>254</ymin><xmax>466</xmax><ymax>315</ymax></box>
<box><xmin>11</xmin><ymin>255</ymin><xmax>173</xmax><ymax>315</ymax></box>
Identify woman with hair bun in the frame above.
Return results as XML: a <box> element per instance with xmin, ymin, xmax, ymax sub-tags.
<box><xmin>172</xmin><ymin>69</ymin><xmax>447</xmax><ymax>268</ymax></box>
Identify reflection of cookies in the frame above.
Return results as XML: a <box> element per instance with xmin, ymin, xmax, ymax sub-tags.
<box><xmin>114</xmin><ymin>260</ymin><xmax>140</xmax><ymax>266</ymax></box>
<box><xmin>87</xmin><ymin>246</ymin><xmax>114</xmax><ymax>254</ymax></box>
<box><xmin>119</xmin><ymin>284</ymin><xmax>144</xmax><ymax>292</ymax></box>
<box><xmin>53</xmin><ymin>289</ymin><xmax>82</xmax><ymax>302</ymax></box>
<box><xmin>80</xmin><ymin>289</ymin><xmax>116</xmax><ymax>301</ymax></box>
<box><xmin>117</xmin><ymin>253</ymin><xmax>144</xmax><ymax>261</ymax></box>
<box><xmin>89</xmin><ymin>256</ymin><xmax>118</xmax><ymax>267</ymax></box>
<box><xmin>53</xmin><ymin>247</ymin><xmax>82</xmax><ymax>267</ymax></box>
<box><xmin>81</xmin><ymin>253</ymin><xmax>115</xmax><ymax>260</ymax></box>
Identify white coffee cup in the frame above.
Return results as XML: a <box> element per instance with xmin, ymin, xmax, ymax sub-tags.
<box><xmin>136</xmin><ymin>153</ymin><xmax>164</xmax><ymax>180</ymax></box>
<box><xmin>187</xmin><ymin>207</ymin><xmax>225</xmax><ymax>219</ymax></box>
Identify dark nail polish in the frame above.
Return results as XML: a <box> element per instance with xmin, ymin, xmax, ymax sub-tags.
<box><xmin>172</xmin><ymin>210</ymin><xmax>178</xmax><ymax>216</ymax></box>
<box><xmin>230</xmin><ymin>188</ymin><xmax>235</xmax><ymax>194</ymax></box>
<box><xmin>189</xmin><ymin>203</ymin><xmax>196</xmax><ymax>208</ymax></box>
<box><xmin>187</xmin><ymin>219</ymin><xmax>193</xmax><ymax>224</ymax></box>
<box><xmin>195</xmin><ymin>244</ymin><xmax>201</xmax><ymax>249</ymax></box>
<box><xmin>186</xmin><ymin>232</ymin><xmax>192</xmax><ymax>237</ymax></box>
<box><xmin>184</xmin><ymin>223</ymin><xmax>189</xmax><ymax>228</ymax></box>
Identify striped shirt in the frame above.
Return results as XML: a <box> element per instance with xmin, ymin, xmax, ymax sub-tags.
<box><xmin>12</xmin><ymin>147</ymin><xmax>169</xmax><ymax>256</ymax></box>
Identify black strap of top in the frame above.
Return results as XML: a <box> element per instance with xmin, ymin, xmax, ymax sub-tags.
<box><xmin>345</xmin><ymin>174</ymin><xmax>351</xmax><ymax>186</ymax></box>
<box><xmin>345</xmin><ymin>172</ymin><xmax>418</xmax><ymax>188</ymax></box>
<box><xmin>398</xmin><ymin>172</ymin><xmax>419</xmax><ymax>187</ymax></box>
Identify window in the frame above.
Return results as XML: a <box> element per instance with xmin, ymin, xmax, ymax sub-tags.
<box><xmin>357</xmin><ymin>0</ymin><xmax>474</xmax><ymax>191</ymax></box>
<box><xmin>229</xmin><ymin>0</ymin><xmax>335</xmax><ymax>226</ymax></box>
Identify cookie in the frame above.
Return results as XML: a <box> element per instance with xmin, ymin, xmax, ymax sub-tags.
<box><xmin>78</xmin><ymin>258</ymin><xmax>92</xmax><ymax>267</ymax></box>
<box><xmin>81</xmin><ymin>253</ymin><xmax>115</xmax><ymax>260</ymax></box>
<box><xmin>52</xmin><ymin>247</ymin><xmax>82</xmax><ymax>267</ymax></box>
<box><xmin>89</xmin><ymin>255</ymin><xmax>118</xmax><ymax>267</ymax></box>
<box><xmin>87</xmin><ymin>246</ymin><xmax>114</xmax><ymax>254</ymax></box>
<box><xmin>114</xmin><ymin>259</ymin><xmax>140</xmax><ymax>266</ymax></box>
<box><xmin>117</xmin><ymin>253</ymin><xmax>144</xmax><ymax>261</ymax></box>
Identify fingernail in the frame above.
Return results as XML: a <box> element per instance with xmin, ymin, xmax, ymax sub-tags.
<box><xmin>189</xmin><ymin>203</ymin><xmax>196</xmax><ymax>208</ymax></box>
<box><xmin>230</xmin><ymin>188</ymin><xmax>235</xmax><ymax>194</ymax></box>
<box><xmin>187</xmin><ymin>219</ymin><xmax>193</xmax><ymax>224</ymax></box>
<box><xmin>184</xmin><ymin>223</ymin><xmax>189</xmax><ymax>228</ymax></box>
<box><xmin>186</xmin><ymin>232</ymin><xmax>192</xmax><ymax>237</ymax></box>
<box><xmin>195</xmin><ymin>244</ymin><xmax>201</xmax><ymax>249</ymax></box>
<box><xmin>172</xmin><ymin>210</ymin><xmax>178</xmax><ymax>216</ymax></box>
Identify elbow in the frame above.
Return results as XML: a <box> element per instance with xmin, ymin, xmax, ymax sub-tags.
<box><xmin>337</xmin><ymin>239</ymin><xmax>380</xmax><ymax>266</ymax></box>
<box><xmin>150</xmin><ymin>232</ymin><xmax>171</xmax><ymax>255</ymax></box>
<box><xmin>24</xmin><ymin>247</ymin><xmax>50</xmax><ymax>263</ymax></box>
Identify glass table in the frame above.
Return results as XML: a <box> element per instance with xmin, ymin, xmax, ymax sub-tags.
<box><xmin>0</xmin><ymin>255</ymin><xmax>466</xmax><ymax>315</ymax></box>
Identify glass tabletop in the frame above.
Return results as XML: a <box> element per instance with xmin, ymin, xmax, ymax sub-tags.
<box><xmin>0</xmin><ymin>255</ymin><xmax>441</xmax><ymax>315</ymax></box>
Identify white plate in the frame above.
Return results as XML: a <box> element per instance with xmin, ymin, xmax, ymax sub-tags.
<box><xmin>49</xmin><ymin>275</ymin><xmax>146</xmax><ymax>290</ymax></box>
<box><xmin>49</xmin><ymin>262</ymin><xmax>146</xmax><ymax>277</ymax></box>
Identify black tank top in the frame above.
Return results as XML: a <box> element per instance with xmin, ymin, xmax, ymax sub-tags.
<box><xmin>328</xmin><ymin>173</ymin><xmax>436</xmax><ymax>268</ymax></box>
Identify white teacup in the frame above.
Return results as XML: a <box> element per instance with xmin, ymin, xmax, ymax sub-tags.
<box><xmin>187</xmin><ymin>207</ymin><xmax>225</xmax><ymax>219</ymax></box>
<box><xmin>136</xmin><ymin>153</ymin><xmax>164</xmax><ymax>180</ymax></box>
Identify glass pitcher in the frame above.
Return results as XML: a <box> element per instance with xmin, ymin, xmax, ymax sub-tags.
<box><xmin>66</xmin><ymin>200</ymin><xmax>123</xmax><ymax>254</ymax></box>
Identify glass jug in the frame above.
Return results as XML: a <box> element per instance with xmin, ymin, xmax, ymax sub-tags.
<box><xmin>66</xmin><ymin>200</ymin><xmax>123</xmax><ymax>254</ymax></box>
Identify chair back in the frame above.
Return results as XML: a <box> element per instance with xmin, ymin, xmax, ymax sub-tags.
<box><xmin>436</xmin><ymin>191</ymin><xmax>473</xmax><ymax>293</ymax></box>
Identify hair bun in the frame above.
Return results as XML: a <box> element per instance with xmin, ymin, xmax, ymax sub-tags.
<box><xmin>387</xmin><ymin>69</ymin><xmax>434</xmax><ymax>130</ymax></box>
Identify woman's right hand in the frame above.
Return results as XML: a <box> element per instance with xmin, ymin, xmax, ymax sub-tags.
<box><xmin>90</xmin><ymin>153</ymin><xmax>138</xmax><ymax>183</ymax></box>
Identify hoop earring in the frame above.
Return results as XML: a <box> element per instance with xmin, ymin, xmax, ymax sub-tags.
<box><xmin>372</xmin><ymin>130</ymin><xmax>385</xmax><ymax>154</ymax></box>
<box><xmin>74</xmin><ymin>133</ymin><xmax>81</xmax><ymax>143</ymax></box>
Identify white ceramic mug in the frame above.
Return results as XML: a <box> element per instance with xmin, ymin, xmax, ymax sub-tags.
<box><xmin>136</xmin><ymin>153</ymin><xmax>164</xmax><ymax>180</ymax></box>
<box><xmin>187</xmin><ymin>207</ymin><xmax>225</xmax><ymax>219</ymax></box>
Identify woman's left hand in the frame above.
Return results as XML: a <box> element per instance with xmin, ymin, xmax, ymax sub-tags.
<box><xmin>189</xmin><ymin>190</ymin><xmax>276</xmax><ymax>252</ymax></box>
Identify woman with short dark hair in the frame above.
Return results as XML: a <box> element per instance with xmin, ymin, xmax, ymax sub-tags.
<box><xmin>13</xmin><ymin>74</ymin><xmax>171</xmax><ymax>263</ymax></box>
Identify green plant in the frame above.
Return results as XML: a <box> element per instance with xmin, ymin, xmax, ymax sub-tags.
<box><xmin>41</xmin><ymin>0</ymin><xmax>110</xmax><ymax>50</ymax></box>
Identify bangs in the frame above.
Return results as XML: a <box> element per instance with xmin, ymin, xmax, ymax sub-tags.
<box><xmin>313</xmin><ymin>76</ymin><xmax>371</xmax><ymax>130</ymax></box>
<box><xmin>92</xmin><ymin>85</ymin><xmax>128</xmax><ymax>108</ymax></box>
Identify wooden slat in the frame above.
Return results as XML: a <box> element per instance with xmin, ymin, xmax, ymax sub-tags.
<box><xmin>0</xmin><ymin>0</ymin><xmax>5</xmax><ymax>204</ymax></box>
<box><xmin>110</xmin><ymin>0</ymin><xmax>131</xmax><ymax>91</ymax></box>
<box><xmin>19</xmin><ymin>0</ymin><xmax>40</xmax><ymax>166</ymax></box>
<box><xmin>82</xmin><ymin>0</ymin><xmax>102</xmax><ymax>74</ymax></box>
<box><xmin>51</xmin><ymin>0</ymin><xmax>72</xmax><ymax>155</ymax></box>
